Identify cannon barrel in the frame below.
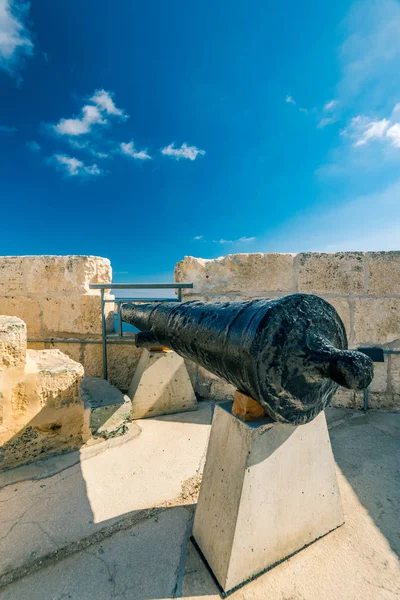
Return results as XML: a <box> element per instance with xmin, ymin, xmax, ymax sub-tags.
<box><xmin>121</xmin><ymin>293</ymin><xmax>373</xmax><ymax>424</ymax></box>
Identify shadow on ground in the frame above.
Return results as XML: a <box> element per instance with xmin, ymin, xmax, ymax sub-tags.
<box><xmin>0</xmin><ymin>406</ymin><xmax>399</xmax><ymax>600</ymax></box>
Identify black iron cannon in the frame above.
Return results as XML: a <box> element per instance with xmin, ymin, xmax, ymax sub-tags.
<box><xmin>121</xmin><ymin>293</ymin><xmax>373</xmax><ymax>425</ymax></box>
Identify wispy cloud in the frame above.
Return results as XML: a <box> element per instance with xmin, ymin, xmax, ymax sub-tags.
<box><xmin>53</xmin><ymin>90</ymin><xmax>127</xmax><ymax>137</ymax></box>
<box><xmin>26</xmin><ymin>140</ymin><xmax>40</xmax><ymax>152</ymax></box>
<box><xmin>237</xmin><ymin>236</ymin><xmax>256</xmax><ymax>243</ymax></box>
<box><xmin>120</xmin><ymin>141</ymin><xmax>151</xmax><ymax>160</ymax></box>
<box><xmin>0</xmin><ymin>0</ymin><xmax>33</xmax><ymax>76</ymax></box>
<box><xmin>214</xmin><ymin>236</ymin><xmax>256</xmax><ymax>245</ymax></box>
<box><xmin>193</xmin><ymin>235</ymin><xmax>203</xmax><ymax>240</ymax></box>
<box><xmin>0</xmin><ymin>124</ymin><xmax>16</xmax><ymax>133</ymax></box>
<box><xmin>285</xmin><ymin>95</ymin><xmax>309</xmax><ymax>116</ymax></box>
<box><xmin>51</xmin><ymin>154</ymin><xmax>102</xmax><ymax>178</ymax></box>
<box><xmin>323</xmin><ymin>100</ymin><xmax>338</xmax><ymax>112</ymax></box>
<box><xmin>161</xmin><ymin>142</ymin><xmax>205</xmax><ymax>161</ymax></box>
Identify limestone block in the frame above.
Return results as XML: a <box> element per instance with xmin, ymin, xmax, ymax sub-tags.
<box><xmin>0</xmin><ymin>257</ymin><xmax>25</xmax><ymax>296</ymax></box>
<box><xmin>107</xmin><ymin>344</ymin><xmax>142</xmax><ymax>392</ymax></box>
<box><xmin>367</xmin><ymin>251</ymin><xmax>400</xmax><ymax>295</ymax></box>
<box><xmin>0</xmin><ymin>316</ymin><xmax>26</xmax><ymax>370</ymax></box>
<box><xmin>128</xmin><ymin>349</ymin><xmax>198</xmax><ymax>418</ymax></box>
<box><xmin>297</xmin><ymin>252</ymin><xmax>364</xmax><ymax>294</ymax></box>
<box><xmin>27</xmin><ymin>349</ymin><xmax>84</xmax><ymax>408</ymax></box>
<box><xmin>40</xmin><ymin>295</ymin><xmax>114</xmax><ymax>335</ymax></box>
<box><xmin>353</xmin><ymin>298</ymin><xmax>400</xmax><ymax>345</ymax></box>
<box><xmin>80</xmin><ymin>343</ymin><xmax>142</xmax><ymax>391</ymax></box>
<box><xmin>325</xmin><ymin>297</ymin><xmax>351</xmax><ymax>341</ymax></box>
<box><xmin>175</xmin><ymin>253</ymin><xmax>294</xmax><ymax>296</ymax></box>
<box><xmin>389</xmin><ymin>355</ymin><xmax>400</xmax><ymax>395</ymax></box>
<box><xmin>331</xmin><ymin>388</ymin><xmax>362</xmax><ymax>409</ymax></box>
<box><xmin>0</xmin><ymin>403</ymin><xmax>88</xmax><ymax>471</ymax></box>
<box><xmin>193</xmin><ymin>404</ymin><xmax>344</xmax><ymax>592</ymax></box>
<box><xmin>0</xmin><ymin>296</ymin><xmax>42</xmax><ymax>334</ymax></box>
<box><xmin>80</xmin><ymin>376</ymin><xmax>132</xmax><ymax>436</ymax></box>
<box><xmin>368</xmin><ymin>358</ymin><xmax>388</xmax><ymax>393</ymax></box>
<box><xmin>0</xmin><ymin>348</ymin><xmax>89</xmax><ymax>471</ymax></box>
<box><xmin>23</xmin><ymin>255</ymin><xmax>112</xmax><ymax>296</ymax></box>
<box><xmin>367</xmin><ymin>392</ymin><xmax>400</xmax><ymax>410</ymax></box>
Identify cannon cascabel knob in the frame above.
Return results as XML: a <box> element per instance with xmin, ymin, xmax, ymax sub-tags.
<box><xmin>122</xmin><ymin>293</ymin><xmax>373</xmax><ymax>425</ymax></box>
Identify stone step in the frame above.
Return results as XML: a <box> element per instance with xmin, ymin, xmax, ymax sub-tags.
<box><xmin>80</xmin><ymin>376</ymin><xmax>132</xmax><ymax>438</ymax></box>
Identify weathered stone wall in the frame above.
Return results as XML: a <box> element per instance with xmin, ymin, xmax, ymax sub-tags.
<box><xmin>0</xmin><ymin>316</ymin><xmax>90</xmax><ymax>471</ymax></box>
<box><xmin>175</xmin><ymin>252</ymin><xmax>400</xmax><ymax>410</ymax></box>
<box><xmin>0</xmin><ymin>256</ymin><xmax>141</xmax><ymax>391</ymax></box>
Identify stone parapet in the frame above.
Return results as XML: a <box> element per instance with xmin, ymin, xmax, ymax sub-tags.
<box><xmin>175</xmin><ymin>252</ymin><xmax>400</xmax><ymax>409</ymax></box>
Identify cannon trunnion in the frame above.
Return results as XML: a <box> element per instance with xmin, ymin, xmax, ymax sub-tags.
<box><xmin>121</xmin><ymin>293</ymin><xmax>373</xmax><ymax>425</ymax></box>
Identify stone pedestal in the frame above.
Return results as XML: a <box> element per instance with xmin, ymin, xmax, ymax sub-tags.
<box><xmin>193</xmin><ymin>403</ymin><xmax>344</xmax><ymax>593</ymax></box>
<box><xmin>128</xmin><ymin>349</ymin><xmax>198</xmax><ymax>419</ymax></box>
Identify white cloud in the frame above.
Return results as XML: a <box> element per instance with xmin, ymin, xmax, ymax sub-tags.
<box><xmin>54</xmin><ymin>105</ymin><xmax>105</xmax><ymax>136</ymax></box>
<box><xmin>53</xmin><ymin>90</ymin><xmax>126</xmax><ymax>137</ymax></box>
<box><xmin>323</xmin><ymin>100</ymin><xmax>338</xmax><ymax>112</ymax></box>
<box><xmin>214</xmin><ymin>236</ymin><xmax>256</xmax><ymax>245</ymax></box>
<box><xmin>318</xmin><ymin>116</ymin><xmax>337</xmax><ymax>129</ymax></box>
<box><xmin>0</xmin><ymin>0</ymin><xmax>33</xmax><ymax>75</ymax></box>
<box><xmin>237</xmin><ymin>236</ymin><xmax>256</xmax><ymax>243</ymax></box>
<box><xmin>52</xmin><ymin>154</ymin><xmax>102</xmax><ymax>178</ymax></box>
<box><xmin>351</xmin><ymin>117</ymin><xmax>390</xmax><ymax>146</ymax></box>
<box><xmin>161</xmin><ymin>142</ymin><xmax>205</xmax><ymax>161</ymax></box>
<box><xmin>91</xmin><ymin>90</ymin><xmax>126</xmax><ymax>117</ymax></box>
<box><xmin>193</xmin><ymin>235</ymin><xmax>203</xmax><ymax>240</ymax></box>
<box><xmin>0</xmin><ymin>124</ymin><xmax>16</xmax><ymax>133</ymax></box>
<box><xmin>299</xmin><ymin>107</ymin><xmax>308</xmax><ymax>114</ymax></box>
<box><xmin>68</xmin><ymin>139</ymin><xmax>109</xmax><ymax>159</ymax></box>
<box><xmin>120</xmin><ymin>141</ymin><xmax>151</xmax><ymax>160</ymax></box>
<box><xmin>386</xmin><ymin>123</ymin><xmax>400</xmax><ymax>148</ymax></box>
<box><xmin>26</xmin><ymin>140</ymin><xmax>40</xmax><ymax>152</ymax></box>
<box><xmin>285</xmin><ymin>95</ymin><xmax>296</xmax><ymax>105</ymax></box>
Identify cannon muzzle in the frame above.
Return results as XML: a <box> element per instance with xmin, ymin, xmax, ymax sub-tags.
<box><xmin>121</xmin><ymin>294</ymin><xmax>373</xmax><ymax>424</ymax></box>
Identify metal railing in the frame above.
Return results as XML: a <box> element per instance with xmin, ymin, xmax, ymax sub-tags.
<box><xmin>89</xmin><ymin>282</ymin><xmax>193</xmax><ymax>379</ymax></box>
<box><xmin>27</xmin><ymin>282</ymin><xmax>193</xmax><ymax>381</ymax></box>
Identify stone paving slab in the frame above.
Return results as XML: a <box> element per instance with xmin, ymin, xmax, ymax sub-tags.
<box><xmin>0</xmin><ymin>403</ymin><xmax>212</xmax><ymax>584</ymax></box>
<box><xmin>0</xmin><ymin>406</ymin><xmax>399</xmax><ymax>599</ymax></box>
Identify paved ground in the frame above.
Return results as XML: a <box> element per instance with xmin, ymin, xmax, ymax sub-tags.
<box><xmin>0</xmin><ymin>405</ymin><xmax>399</xmax><ymax>599</ymax></box>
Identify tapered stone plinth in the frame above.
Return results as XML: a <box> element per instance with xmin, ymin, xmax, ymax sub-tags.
<box><xmin>193</xmin><ymin>402</ymin><xmax>344</xmax><ymax>593</ymax></box>
<box><xmin>128</xmin><ymin>349</ymin><xmax>198</xmax><ymax>419</ymax></box>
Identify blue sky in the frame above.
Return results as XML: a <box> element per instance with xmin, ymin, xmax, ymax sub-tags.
<box><xmin>1</xmin><ymin>0</ymin><xmax>400</xmax><ymax>283</ymax></box>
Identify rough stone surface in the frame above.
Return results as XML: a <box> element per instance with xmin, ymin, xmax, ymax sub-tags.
<box><xmin>0</xmin><ymin>348</ymin><xmax>88</xmax><ymax>471</ymax></box>
<box><xmin>367</xmin><ymin>251</ymin><xmax>400</xmax><ymax>296</ymax></box>
<box><xmin>0</xmin><ymin>407</ymin><xmax>398</xmax><ymax>599</ymax></box>
<box><xmin>326</xmin><ymin>297</ymin><xmax>351</xmax><ymax>341</ymax></box>
<box><xmin>80</xmin><ymin>376</ymin><xmax>131</xmax><ymax>436</ymax></box>
<box><xmin>0</xmin><ymin>316</ymin><xmax>26</xmax><ymax>370</ymax></box>
<box><xmin>331</xmin><ymin>388</ymin><xmax>363</xmax><ymax>409</ymax></box>
<box><xmin>368</xmin><ymin>358</ymin><xmax>388</xmax><ymax>393</ymax></box>
<box><xmin>389</xmin><ymin>355</ymin><xmax>400</xmax><ymax>395</ymax></box>
<box><xmin>193</xmin><ymin>404</ymin><xmax>344</xmax><ymax>592</ymax></box>
<box><xmin>24</xmin><ymin>255</ymin><xmax>111</xmax><ymax>296</ymax></box>
<box><xmin>128</xmin><ymin>349</ymin><xmax>198</xmax><ymax>419</ymax></box>
<box><xmin>175</xmin><ymin>253</ymin><xmax>295</xmax><ymax>295</ymax></box>
<box><xmin>40</xmin><ymin>294</ymin><xmax>114</xmax><ymax>336</ymax></box>
<box><xmin>0</xmin><ymin>257</ymin><xmax>24</xmax><ymax>296</ymax></box>
<box><xmin>297</xmin><ymin>252</ymin><xmax>365</xmax><ymax>294</ymax></box>
<box><xmin>0</xmin><ymin>296</ymin><xmax>42</xmax><ymax>335</ymax></box>
<box><xmin>0</xmin><ymin>403</ymin><xmax>212</xmax><ymax>582</ymax></box>
<box><xmin>353</xmin><ymin>298</ymin><xmax>400</xmax><ymax>345</ymax></box>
